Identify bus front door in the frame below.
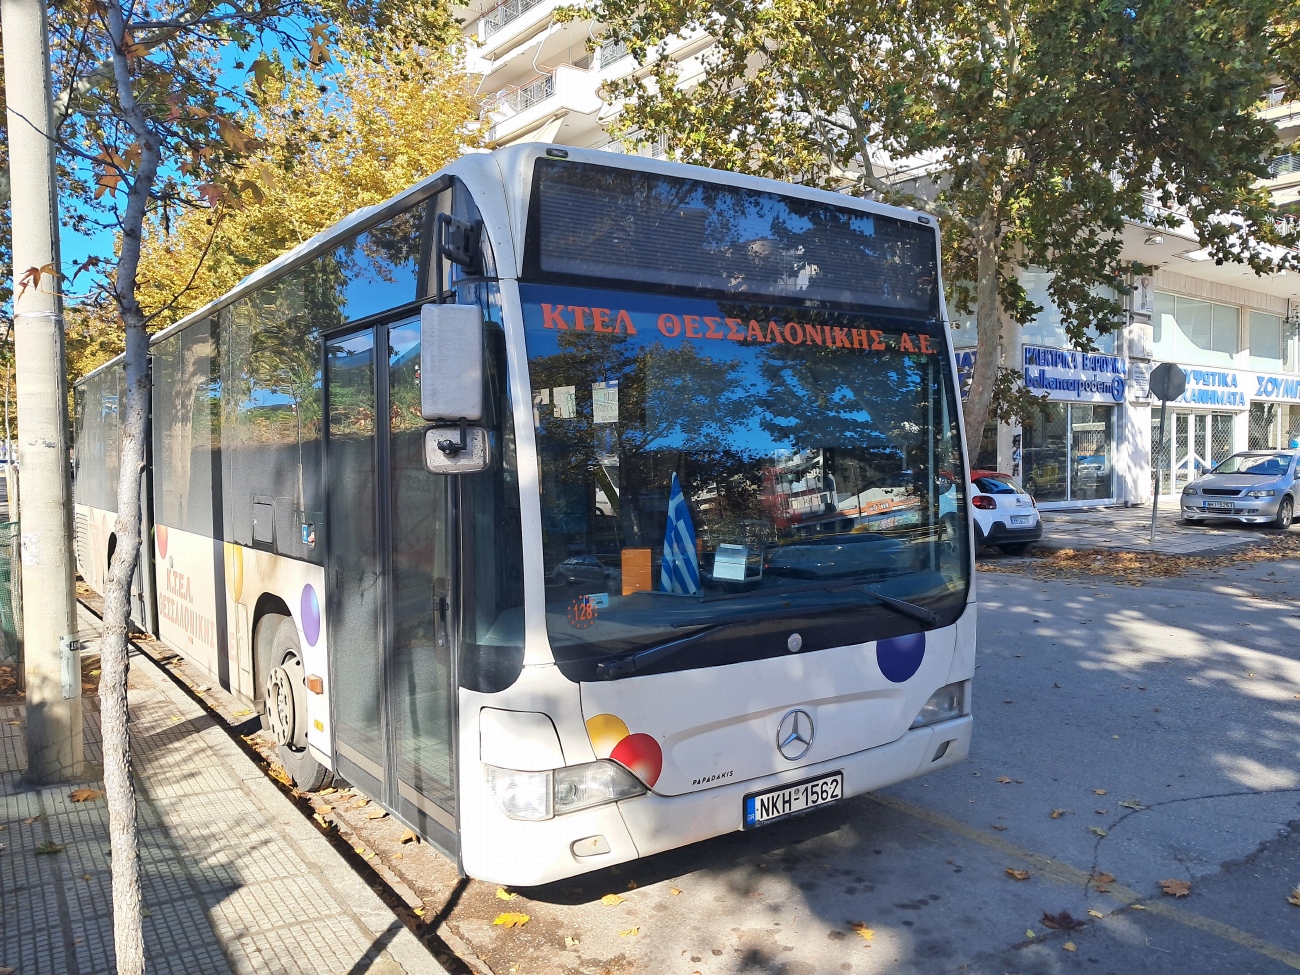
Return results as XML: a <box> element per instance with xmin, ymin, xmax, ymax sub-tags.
<box><xmin>325</xmin><ymin>320</ymin><xmax>458</xmax><ymax>855</ymax></box>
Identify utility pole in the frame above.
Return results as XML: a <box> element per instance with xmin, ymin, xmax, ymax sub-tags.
<box><xmin>3</xmin><ymin>0</ymin><xmax>85</xmax><ymax>781</ymax></box>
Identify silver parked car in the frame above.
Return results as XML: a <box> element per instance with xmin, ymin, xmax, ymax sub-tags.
<box><xmin>1180</xmin><ymin>450</ymin><xmax>1300</xmax><ymax>529</ymax></box>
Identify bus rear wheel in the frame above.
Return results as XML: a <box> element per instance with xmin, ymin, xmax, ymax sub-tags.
<box><xmin>261</xmin><ymin>616</ymin><xmax>331</xmax><ymax>792</ymax></box>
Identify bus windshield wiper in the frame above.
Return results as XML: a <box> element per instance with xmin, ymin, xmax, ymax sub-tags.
<box><xmin>699</xmin><ymin>578</ymin><xmax>939</xmax><ymax>626</ymax></box>
<box><xmin>593</xmin><ymin>586</ymin><xmax>939</xmax><ymax>680</ymax></box>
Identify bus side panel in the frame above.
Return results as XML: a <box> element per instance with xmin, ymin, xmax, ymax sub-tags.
<box><xmin>153</xmin><ymin>524</ymin><xmax>222</xmax><ymax>681</ymax></box>
<box><xmin>227</xmin><ymin>543</ymin><xmax>330</xmax><ymax>761</ymax></box>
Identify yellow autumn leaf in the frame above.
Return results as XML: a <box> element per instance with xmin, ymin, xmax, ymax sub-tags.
<box><xmin>601</xmin><ymin>893</ymin><xmax>625</xmax><ymax>906</ymax></box>
<box><xmin>618</xmin><ymin>927</ymin><xmax>639</xmax><ymax>937</ymax></box>
<box><xmin>1050</xmin><ymin>808</ymin><xmax>1066</xmax><ymax>819</ymax></box>
<box><xmin>1093</xmin><ymin>789</ymin><xmax>1107</xmax><ymax>796</ymax></box>
<box><xmin>367</xmin><ymin>809</ymin><xmax>387</xmax><ymax>820</ymax></box>
<box><xmin>1006</xmin><ymin>867</ymin><xmax>1030</xmax><ymax>881</ymax></box>
<box><xmin>1088</xmin><ymin>909</ymin><xmax>1105</xmax><ymax>919</ymax></box>
<box><xmin>496</xmin><ymin>887</ymin><xmax>516</xmax><ymax>901</ymax></box>
<box><xmin>1064</xmin><ymin>941</ymin><xmax>1077</xmax><ymax>952</ymax></box>
<box><xmin>669</xmin><ymin>887</ymin><xmax>683</xmax><ymax>896</ymax></box>
<box><xmin>493</xmin><ymin>912</ymin><xmax>530</xmax><ymax>928</ymax></box>
<box><xmin>400</xmin><ymin>828</ymin><xmax>418</xmax><ymax>844</ymax></box>
<box><xmin>1286</xmin><ymin>888</ymin><xmax>1300</xmax><ymax>907</ymax></box>
<box><xmin>1025</xmin><ymin>929</ymin><xmax>1035</xmax><ymax>938</ymax></box>
<box><xmin>848</xmin><ymin>921</ymin><xmax>874</xmax><ymax>942</ymax></box>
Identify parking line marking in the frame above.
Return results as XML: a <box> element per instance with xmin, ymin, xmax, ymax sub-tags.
<box><xmin>870</xmin><ymin>793</ymin><xmax>1300</xmax><ymax>970</ymax></box>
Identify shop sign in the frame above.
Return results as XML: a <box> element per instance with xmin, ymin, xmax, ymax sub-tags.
<box><xmin>1022</xmin><ymin>345</ymin><xmax>1126</xmax><ymax>403</ymax></box>
<box><xmin>1253</xmin><ymin>372</ymin><xmax>1300</xmax><ymax>404</ymax></box>
<box><xmin>1172</xmin><ymin>365</ymin><xmax>1248</xmax><ymax>410</ymax></box>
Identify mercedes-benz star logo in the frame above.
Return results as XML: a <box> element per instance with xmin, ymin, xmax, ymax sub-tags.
<box><xmin>776</xmin><ymin>709</ymin><xmax>815</xmax><ymax>761</ymax></box>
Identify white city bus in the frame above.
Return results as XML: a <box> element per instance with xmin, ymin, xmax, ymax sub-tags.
<box><xmin>74</xmin><ymin>145</ymin><xmax>975</xmax><ymax>885</ymax></box>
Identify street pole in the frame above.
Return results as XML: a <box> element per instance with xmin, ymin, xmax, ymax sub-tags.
<box><xmin>3</xmin><ymin>0</ymin><xmax>84</xmax><ymax>781</ymax></box>
<box><xmin>1149</xmin><ymin>399</ymin><xmax>1168</xmax><ymax>545</ymax></box>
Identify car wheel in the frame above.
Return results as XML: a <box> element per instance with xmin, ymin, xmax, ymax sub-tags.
<box><xmin>998</xmin><ymin>542</ymin><xmax>1031</xmax><ymax>556</ymax></box>
<box><xmin>262</xmin><ymin>616</ymin><xmax>332</xmax><ymax>792</ymax></box>
<box><xmin>1274</xmin><ymin>496</ymin><xmax>1294</xmax><ymax>530</ymax></box>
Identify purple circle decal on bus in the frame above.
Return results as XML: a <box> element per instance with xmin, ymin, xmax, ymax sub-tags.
<box><xmin>301</xmin><ymin>584</ymin><xmax>321</xmax><ymax>646</ymax></box>
<box><xmin>877</xmin><ymin>632</ymin><xmax>925</xmax><ymax>683</ymax></box>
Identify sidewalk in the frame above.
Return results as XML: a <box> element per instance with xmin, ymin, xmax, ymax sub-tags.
<box><xmin>1</xmin><ymin>604</ymin><xmax>439</xmax><ymax>975</ymax></box>
<box><xmin>1034</xmin><ymin>503</ymin><xmax>1278</xmax><ymax>555</ymax></box>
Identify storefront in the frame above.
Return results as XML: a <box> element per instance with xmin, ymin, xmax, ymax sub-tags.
<box><xmin>1149</xmin><ymin>365</ymin><xmax>1247</xmax><ymax>495</ymax></box>
<box><xmin>1248</xmin><ymin>372</ymin><xmax>1300</xmax><ymax>449</ymax></box>
<box><xmin>1019</xmin><ymin>345</ymin><xmax>1125</xmax><ymax>506</ymax></box>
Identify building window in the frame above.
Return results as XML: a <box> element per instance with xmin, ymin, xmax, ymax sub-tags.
<box><xmin>1022</xmin><ymin>403</ymin><xmax>1116</xmax><ymax>504</ymax></box>
<box><xmin>1249</xmin><ymin>310</ymin><xmax>1285</xmax><ymax>372</ymax></box>
<box><xmin>1152</xmin><ymin>292</ymin><xmax>1240</xmax><ymax>366</ymax></box>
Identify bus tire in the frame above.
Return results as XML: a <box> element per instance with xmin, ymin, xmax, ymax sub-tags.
<box><xmin>261</xmin><ymin>615</ymin><xmax>331</xmax><ymax>792</ymax></box>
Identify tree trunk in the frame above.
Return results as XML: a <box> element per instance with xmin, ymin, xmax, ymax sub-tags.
<box><xmin>963</xmin><ymin>220</ymin><xmax>1002</xmax><ymax>455</ymax></box>
<box><xmin>100</xmin><ymin>3</ymin><xmax>163</xmax><ymax>969</ymax></box>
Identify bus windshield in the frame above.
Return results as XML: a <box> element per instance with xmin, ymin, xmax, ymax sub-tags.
<box><xmin>522</xmin><ymin>283</ymin><xmax>969</xmax><ymax>678</ymax></box>
<box><xmin>521</xmin><ymin>161</ymin><xmax>967</xmax><ymax>680</ymax></box>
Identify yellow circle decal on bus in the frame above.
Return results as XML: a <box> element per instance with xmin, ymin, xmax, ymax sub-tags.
<box><xmin>585</xmin><ymin>713</ymin><xmax>629</xmax><ymax>759</ymax></box>
<box><xmin>225</xmin><ymin>542</ymin><xmax>244</xmax><ymax>602</ymax></box>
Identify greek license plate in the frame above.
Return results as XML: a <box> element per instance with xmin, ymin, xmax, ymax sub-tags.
<box><xmin>744</xmin><ymin>772</ymin><xmax>843</xmax><ymax>827</ymax></box>
<box><xmin>1205</xmin><ymin>501</ymin><xmax>1234</xmax><ymax>511</ymax></box>
<box><xmin>1010</xmin><ymin>515</ymin><xmax>1031</xmax><ymax>526</ymax></box>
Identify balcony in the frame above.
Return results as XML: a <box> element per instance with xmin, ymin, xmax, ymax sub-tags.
<box><xmin>481</xmin><ymin>0</ymin><xmax>547</xmax><ymax>38</ymax></box>
<box><xmin>1268</xmin><ymin>153</ymin><xmax>1300</xmax><ymax>179</ymax></box>
<box><xmin>480</xmin><ymin>64</ymin><xmax>603</xmax><ymax>145</ymax></box>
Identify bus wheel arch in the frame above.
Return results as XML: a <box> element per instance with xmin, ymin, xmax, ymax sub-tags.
<box><xmin>254</xmin><ymin>603</ymin><xmax>331</xmax><ymax>791</ymax></box>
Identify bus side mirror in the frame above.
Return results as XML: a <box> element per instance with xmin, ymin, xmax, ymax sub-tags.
<box><xmin>421</xmin><ymin>303</ymin><xmax>489</xmax><ymax>474</ymax></box>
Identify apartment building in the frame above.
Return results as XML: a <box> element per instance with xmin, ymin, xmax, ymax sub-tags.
<box><xmin>461</xmin><ymin>0</ymin><xmax>1300</xmax><ymax>506</ymax></box>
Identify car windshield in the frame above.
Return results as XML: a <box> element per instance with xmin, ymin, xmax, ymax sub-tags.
<box><xmin>1211</xmin><ymin>453</ymin><xmax>1293</xmax><ymax>476</ymax></box>
<box><xmin>520</xmin><ymin>282</ymin><xmax>969</xmax><ymax>679</ymax></box>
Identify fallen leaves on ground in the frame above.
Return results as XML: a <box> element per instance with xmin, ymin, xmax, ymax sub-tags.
<box><xmin>991</xmin><ymin>824</ymin><xmax>1008</xmax><ymax>831</ymax></box>
<box><xmin>69</xmin><ymin>788</ymin><xmax>103</xmax><ymax>803</ymax></box>
<box><xmin>1050</xmin><ymin>808</ymin><xmax>1067</xmax><ymax>819</ymax></box>
<box><xmin>1159</xmin><ymin>879</ymin><xmax>1191</xmax><ymax>897</ymax></box>
<box><xmin>996</xmin><ymin>775</ymin><xmax>1013</xmax><ymax>784</ymax></box>
<box><xmin>22</xmin><ymin>816</ymin><xmax>39</xmax><ymax>825</ymax></box>
<box><xmin>1093</xmin><ymin>789</ymin><xmax>1107</xmax><ymax>796</ymax></box>
<box><xmin>493</xmin><ymin>912</ymin><xmax>530</xmax><ymax>928</ymax></box>
<box><xmin>319</xmin><ymin>787</ymin><xmax>337</xmax><ymax>796</ymax></box>
<box><xmin>848</xmin><ymin>921</ymin><xmax>874</xmax><ymax>943</ymax></box>
<box><xmin>1006</xmin><ymin>867</ymin><xmax>1031</xmax><ymax>881</ymax></box>
<box><xmin>618</xmin><ymin>927</ymin><xmax>639</xmax><ymax>937</ymax></box>
<box><xmin>1089</xmin><ymin>827</ymin><xmax>1108</xmax><ymax>837</ymax></box>
<box><xmin>565</xmin><ymin>936</ymin><xmax>580</xmax><ymax>947</ymax></box>
<box><xmin>367</xmin><ymin>809</ymin><xmax>387</xmax><ymax>820</ymax></box>
<box><xmin>34</xmin><ymin>842</ymin><xmax>64</xmax><ymax>855</ymax></box>
<box><xmin>1088</xmin><ymin>909</ymin><xmax>1105</xmax><ymax>919</ymax></box>
<box><xmin>978</xmin><ymin>535</ymin><xmax>1300</xmax><ymax>583</ymax></box>
<box><xmin>1094</xmin><ymin>872</ymin><xmax>1116</xmax><ymax>884</ymax></box>
<box><xmin>1041</xmin><ymin>910</ymin><xmax>1084</xmax><ymax>931</ymax></box>
<box><xmin>1025</xmin><ymin>929</ymin><xmax>1036</xmax><ymax>938</ymax></box>
<box><xmin>496</xmin><ymin>887</ymin><xmax>516</xmax><ymax>901</ymax></box>
<box><xmin>1118</xmin><ymin>799</ymin><xmax>1146</xmax><ymax>811</ymax></box>
<box><xmin>1287</xmin><ymin>888</ymin><xmax>1300</xmax><ymax>907</ymax></box>
<box><xmin>601</xmin><ymin>893</ymin><xmax>625</xmax><ymax>906</ymax></box>
<box><xmin>1063</xmin><ymin>941</ymin><xmax>1078</xmax><ymax>952</ymax></box>
<box><xmin>399</xmin><ymin>829</ymin><xmax>417</xmax><ymax>844</ymax></box>
<box><xmin>669</xmin><ymin>887</ymin><xmax>683</xmax><ymax>896</ymax></box>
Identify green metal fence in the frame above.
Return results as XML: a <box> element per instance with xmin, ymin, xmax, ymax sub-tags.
<box><xmin>0</xmin><ymin>521</ymin><xmax>23</xmax><ymax>673</ymax></box>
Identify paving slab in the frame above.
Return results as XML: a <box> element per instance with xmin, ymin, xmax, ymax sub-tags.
<box><xmin>0</xmin><ymin>604</ymin><xmax>439</xmax><ymax>975</ymax></box>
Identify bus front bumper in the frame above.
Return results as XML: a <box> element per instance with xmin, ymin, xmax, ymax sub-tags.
<box><xmin>461</xmin><ymin>715</ymin><xmax>971</xmax><ymax>887</ymax></box>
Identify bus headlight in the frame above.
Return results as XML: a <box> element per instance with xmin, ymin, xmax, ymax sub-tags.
<box><xmin>485</xmin><ymin>766</ymin><xmax>554</xmax><ymax>821</ymax></box>
<box><xmin>910</xmin><ymin>681</ymin><xmax>968</xmax><ymax>729</ymax></box>
<box><xmin>485</xmin><ymin>761</ymin><xmax>647</xmax><ymax>821</ymax></box>
<box><xmin>555</xmin><ymin>761</ymin><xmax>646</xmax><ymax>815</ymax></box>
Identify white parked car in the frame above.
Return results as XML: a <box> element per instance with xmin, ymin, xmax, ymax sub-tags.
<box><xmin>969</xmin><ymin>470</ymin><xmax>1042</xmax><ymax>555</ymax></box>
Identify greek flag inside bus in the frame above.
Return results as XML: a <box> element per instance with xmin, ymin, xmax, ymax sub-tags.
<box><xmin>660</xmin><ymin>473</ymin><xmax>700</xmax><ymax>594</ymax></box>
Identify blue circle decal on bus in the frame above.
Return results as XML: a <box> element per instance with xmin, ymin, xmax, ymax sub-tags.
<box><xmin>301</xmin><ymin>584</ymin><xmax>321</xmax><ymax>646</ymax></box>
<box><xmin>877</xmin><ymin>632</ymin><xmax>925</xmax><ymax>682</ymax></box>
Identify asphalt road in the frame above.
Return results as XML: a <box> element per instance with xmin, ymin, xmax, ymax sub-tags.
<box><xmin>442</xmin><ymin>559</ymin><xmax>1300</xmax><ymax>975</ymax></box>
